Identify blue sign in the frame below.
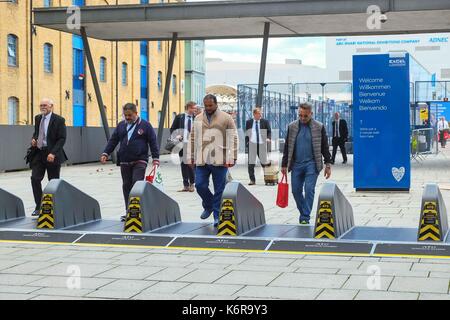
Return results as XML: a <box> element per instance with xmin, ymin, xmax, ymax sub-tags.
<box><xmin>430</xmin><ymin>101</ymin><xmax>450</xmax><ymax>120</ymax></box>
<box><xmin>353</xmin><ymin>53</ymin><xmax>411</xmax><ymax>190</ymax></box>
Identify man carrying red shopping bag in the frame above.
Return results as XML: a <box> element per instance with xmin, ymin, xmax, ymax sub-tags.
<box><xmin>101</xmin><ymin>103</ymin><xmax>160</xmax><ymax>222</ymax></box>
<box><xmin>281</xmin><ymin>103</ymin><xmax>332</xmax><ymax>224</ymax></box>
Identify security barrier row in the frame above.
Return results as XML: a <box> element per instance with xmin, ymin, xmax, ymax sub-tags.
<box><xmin>0</xmin><ymin>180</ymin><xmax>448</xmax><ymax>243</ymax></box>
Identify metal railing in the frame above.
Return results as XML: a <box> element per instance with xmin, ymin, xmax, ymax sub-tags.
<box><xmin>237</xmin><ymin>82</ymin><xmax>353</xmax><ymax>140</ymax></box>
<box><xmin>415</xmin><ymin>81</ymin><xmax>450</xmax><ymax>102</ymax></box>
<box><xmin>411</xmin><ymin>128</ymin><xmax>438</xmax><ymax>162</ymax></box>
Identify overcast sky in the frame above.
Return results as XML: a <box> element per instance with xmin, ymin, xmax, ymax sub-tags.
<box><xmin>186</xmin><ymin>0</ymin><xmax>326</xmax><ymax>67</ymax></box>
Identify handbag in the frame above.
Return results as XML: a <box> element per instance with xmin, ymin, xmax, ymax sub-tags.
<box><xmin>276</xmin><ymin>172</ymin><xmax>289</xmax><ymax>208</ymax></box>
<box><xmin>164</xmin><ymin>137</ymin><xmax>180</xmax><ymax>152</ymax></box>
<box><xmin>24</xmin><ymin>146</ymin><xmax>38</xmax><ymax>167</ymax></box>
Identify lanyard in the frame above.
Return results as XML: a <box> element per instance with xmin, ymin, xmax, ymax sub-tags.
<box><xmin>127</xmin><ymin>120</ymin><xmax>138</xmax><ymax>133</ymax></box>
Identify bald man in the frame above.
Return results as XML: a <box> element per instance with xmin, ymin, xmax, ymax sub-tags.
<box><xmin>30</xmin><ymin>98</ymin><xmax>68</xmax><ymax>216</ymax></box>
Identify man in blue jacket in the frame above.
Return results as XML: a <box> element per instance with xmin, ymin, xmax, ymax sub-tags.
<box><xmin>100</xmin><ymin>103</ymin><xmax>160</xmax><ymax>221</ymax></box>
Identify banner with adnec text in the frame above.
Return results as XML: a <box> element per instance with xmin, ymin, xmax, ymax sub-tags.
<box><xmin>353</xmin><ymin>53</ymin><xmax>411</xmax><ymax>191</ymax></box>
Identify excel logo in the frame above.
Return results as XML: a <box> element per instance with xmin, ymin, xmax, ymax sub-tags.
<box><xmin>389</xmin><ymin>58</ymin><xmax>406</xmax><ymax>67</ymax></box>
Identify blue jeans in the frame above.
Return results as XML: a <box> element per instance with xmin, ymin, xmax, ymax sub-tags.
<box><xmin>195</xmin><ymin>165</ymin><xmax>228</xmax><ymax>219</ymax></box>
<box><xmin>291</xmin><ymin>161</ymin><xmax>319</xmax><ymax>221</ymax></box>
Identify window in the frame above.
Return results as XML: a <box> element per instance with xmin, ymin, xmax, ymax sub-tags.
<box><xmin>7</xmin><ymin>34</ymin><xmax>18</xmax><ymax>67</ymax></box>
<box><xmin>172</xmin><ymin>75</ymin><xmax>177</xmax><ymax>94</ymax></box>
<box><xmin>8</xmin><ymin>97</ymin><xmax>19</xmax><ymax>125</ymax></box>
<box><xmin>100</xmin><ymin>57</ymin><xmax>106</xmax><ymax>82</ymax></box>
<box><xmin>122</xmin><ymin>62</ymin><xmax>128</xmax><ymax>86</ymax></box>
<box><xmin>44</xmin><ymin>43</ymin><xmax>53</xmax><ymax>73</ymax></box>
<box><xmin>158</xmin><ymin>71</ymin><xmax>163</xmax><ymax>92</ymax></box>
<box><xmin>157</xmin><ymin>41</ymin><xmax>162</xmax><ymax>52</ymax></box>
<box><xmin>43</xmin><ymin>0</ymin><xmax>53</xmax><ymax>7</ymax></box>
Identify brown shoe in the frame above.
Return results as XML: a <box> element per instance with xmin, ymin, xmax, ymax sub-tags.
<box><xmin>178</xmin><ymin>187</ymin><xmax>189</xmax><ymax>192</ymax></box>
<box><xmin>189</xmin><ymin>185</ymin><xmax>195</xmax><ymax>192</ymax></box>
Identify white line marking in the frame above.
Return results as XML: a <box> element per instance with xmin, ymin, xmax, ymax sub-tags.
<box><xmin>264</xmin><ymin>239</ymin><xmax>274</xmax><ymax>251</ymax></box>
<box><xmin>72</xmin><ymin>234</ymin><xmax>87</xmax><ymax>244</ymax></box>
<box><xmin>165</xmin><ymin>236</ymin><xmax>178</xmax><ymax>247</ymax></box>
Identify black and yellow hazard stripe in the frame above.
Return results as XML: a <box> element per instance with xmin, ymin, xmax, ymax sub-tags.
<box><xmin>124</xmin><ymin>197</ymin><xmax>143</xmax><ymax>233</ymax></box>
<box><xmin>37</xmin><ymin>194</ymin><xmax>55</xmax><ymax>229</ymax></box>
<box><xmin>314</xmin><ymin>200</ymin><xmax>335</xmax><ymax>239</ymax></box>
<box><xmin>418</xmin><ymin>201</ymin><xmax>441</xmax><ymax>241</ymax></box>
<box><xmin>217</xmin><ymin>199</ymin><xmax>237</xmax><ymax>236</ymax></box>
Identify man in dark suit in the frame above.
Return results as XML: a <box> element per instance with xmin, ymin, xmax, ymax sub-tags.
<box><xmin>245</xmin><ymin>107</ymin><xmax>271</xmax><ymax>185</ymax></box>
<box><xmin>170</xmin><ymin>101</ymin><xmax>198</xmax><ymax>192</ymax></box>
<box><xmin>30</xmin><ymin>98</ymin><xmax>68</xmax><ymax>216</ymax></box>
<box><xmin>101</xmin><ymin>103</ymin><xmax>160</xmax><ymax>221</ymax></box>
<box><xmin>331</xmin><ymin>112</ymin><xmax>348</xmax><ymax>164</ymax></box>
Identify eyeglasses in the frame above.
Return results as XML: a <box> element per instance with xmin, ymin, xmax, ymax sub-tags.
<box><xmin>40</xmin><ymin>104</ymin><xmax>50</xmax><ymax>107</ymax></box>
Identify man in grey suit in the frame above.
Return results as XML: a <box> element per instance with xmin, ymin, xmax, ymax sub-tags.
<box><xmin>281</xmin><ymin>103</ymin><xmax>332</xmax><ymax>224</ymax></box>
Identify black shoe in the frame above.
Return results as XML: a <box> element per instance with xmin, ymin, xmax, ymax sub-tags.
<box><xmin>31</xmin><ymin>210</ymin><xmax>40</xmax><ymax>217</ymax></box>
<box><xmin>330</xmin><ymin>161</ymin><xmax>335</xmax><ymax>165</ymax></box>
<box><xmin>342</xmin><ymin>160</ymin><xmax>347</xmax><ymax>164</ymax></box>
<box><xmin>120</xmin><ymin>215</ymin><xmax>127</xmax><ymax>222</ymax></box>
<box><xmin>248</xmin><ymin>181</ymin><xmax>256</xmax><ymax>186</ymax></box>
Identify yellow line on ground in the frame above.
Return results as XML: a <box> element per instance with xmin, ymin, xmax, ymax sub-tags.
<box><xmin>372</xmin><ymin>253</ymin><xmax>450</xmax><ymax>259</ymax></box>
<box><xmin>167</xmin><ymin>246</ymin><xmax>265</xmax><ymax>253</ymax></box>
<box><xmin>267</xmin><ymin>250</ymin><xmax>372</xmax><ymax>257</ymax></box>
<box><xmin>0</xmin><ymin>240</ymin><xmax>72</xmax><ymax>246</ymax></box>
<box><xmin>72</xmin><ymin>243</ymin><xmax>165</xmax><ymax>250</ymax></box>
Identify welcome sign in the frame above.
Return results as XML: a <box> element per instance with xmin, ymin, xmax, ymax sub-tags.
<box><xmin>353</xmin><ymin>53</ymin><xmax>411</xmax><ymax>191</ymax></box>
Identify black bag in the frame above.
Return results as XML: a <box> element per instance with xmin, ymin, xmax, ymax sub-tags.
<box><xmin>24</xmin><ymin>147</ymin><xmax>38</xmax><ymax>167</ymax></box>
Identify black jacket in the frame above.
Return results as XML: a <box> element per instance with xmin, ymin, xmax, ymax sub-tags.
<box><xmin>245</xmin><ymin>118</ymin><xmax>272</xmax><ymax>148</ymax></box>
<box><xmin>33</xmin><ymin>113</ymin><xmax>68</xmax><ymax>163</ymax></box>
<box><xmin>170</xmin><ymin>113</ymin><xmax>193</xmax><ymax>157</ymax></box>
<box><xmin>331</xmin><ymin>119</ymin><xmax>349</xmax><ymax>140</ymax></box>
<box><xmin>170</xmin><ymin>113</ymin><xmax>191</xmax><ymax>134</ymax></box>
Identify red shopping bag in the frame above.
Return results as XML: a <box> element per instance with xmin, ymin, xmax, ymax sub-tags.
<box><xmin>276</xmin><ymin>173</ymin><xmax>289</xmax><ymax>208</ymax></box>
<box><xmin>145</xmin><ymin>165</ymin><xmax>157</xmax><ymax>183</ymax></box>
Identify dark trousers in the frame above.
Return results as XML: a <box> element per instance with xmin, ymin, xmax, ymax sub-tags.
<box><xmin>180</xmin><ymin>161</ymin><xmax>195</xmax><ymax>187</ymax></box>
<box><xmin>120</xmin><ymin>162</ymin><xmax>147</xmax><ymax>209</ymax></box>
<box><xmin>31</xmin><ymin>149</ymin><xmax>61</xmax><ymax>211</ymax></box>
<box><xmin>332</xmin><ymin>137</ymin><xmax>347</xmax><ymax>162</ymax></box>
<box><xmin>439</xmin><ymin>130</ymin><xmax>447</xmax><ymax>147</ymax></box>
<box><xmin>248</xmin><ymin>143</ymin><xmax>269</xmax><ymax>182</ymax></box>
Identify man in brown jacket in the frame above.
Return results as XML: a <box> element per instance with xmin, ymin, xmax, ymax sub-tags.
<box><xmin>188</xmin><ymin>94</ymin><xmax>238</xmax><ymax>227</ymax></box>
